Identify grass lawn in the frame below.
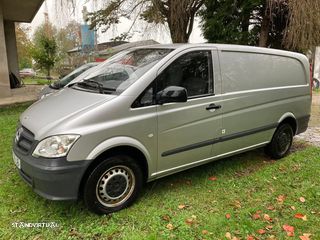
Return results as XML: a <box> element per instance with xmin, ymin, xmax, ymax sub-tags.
<box><xmin>22</xmin><ymin>78</ymin><xmax>52</xmax><ymax>86</ymax></box>
<box><xmin>0</xmin><ymin>103</ymin><xmax>319</xmax><ymax>240</ymax></box>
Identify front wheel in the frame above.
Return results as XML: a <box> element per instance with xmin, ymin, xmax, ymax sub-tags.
<box><xmin>83</xmin><ymin>155</ymin><xmax>143</xmax><ymax>214</ymax></box>
<box><xmin>265</xmin><ymin>123</ymin><xmax>293</xmax><ymax>159</ymax></box>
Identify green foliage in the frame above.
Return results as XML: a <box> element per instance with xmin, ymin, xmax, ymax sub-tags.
<box><xmin>16</xmin><ymin>24</ymin><xmax>33</xmax><ymax>69</ymax></box>
<box><xmin>201</xmin><ymin>0</ymin><xmax>262</xmax><ymax>45</ymax></box>
<box><xmin>31</xmin><ymin>24</ymin><xmax>58</xmax><ymax>77</ymax></box>
<box><xmin>201</xmin><ymin>0</ymin><xmax>261</xmax><ymax>45</ymax></box>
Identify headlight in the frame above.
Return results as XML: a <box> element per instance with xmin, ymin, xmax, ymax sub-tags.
<box><xmin>32</xmin><ymin>135</ymin><xmax>80</xmax><ymax>158</ymax></box>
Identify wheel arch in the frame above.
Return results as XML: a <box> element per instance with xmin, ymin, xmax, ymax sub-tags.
<box><xmin>277</xmin><ymin>113</ymin><xmax>297</xmax><ymax>135</ymax></box>
<box><xmin>78</xmin><ymin>137</ymin><xmax>151</xmax><ymax>198</ymax></box>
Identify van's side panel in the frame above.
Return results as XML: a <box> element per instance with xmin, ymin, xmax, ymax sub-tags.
<box><xmin>217</xmin><ymin>50</ymin><xmax>310</xmax><ymax>154</ymax></box>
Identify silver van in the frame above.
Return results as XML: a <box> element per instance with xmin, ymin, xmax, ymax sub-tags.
<box><xmin>13</xmin><ymin>44</ymin><xmax>311</xmax><ymax>214</ymax></box>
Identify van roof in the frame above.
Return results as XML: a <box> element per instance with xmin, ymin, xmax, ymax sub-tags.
<box><xmin>135</xmin><ymin>43</ymin><xmax>307</xmax><ymax>60</ymax></box>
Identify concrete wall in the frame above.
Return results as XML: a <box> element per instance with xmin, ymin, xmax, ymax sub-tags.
<box><xmin>4</xmin><ymin>20</ymin><xmax>20</xmax><ymax>80</ymax></box>
<box><xmin>0</xmin><ymin>3</ymin><xmax>11</xmax><ymax>98</ymax></box>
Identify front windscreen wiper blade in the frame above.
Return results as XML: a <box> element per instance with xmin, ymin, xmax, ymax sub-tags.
<box><xmin>74</xmin><ymin>80</ymin><xmax>116</xmax><ymax>94</ymax></box>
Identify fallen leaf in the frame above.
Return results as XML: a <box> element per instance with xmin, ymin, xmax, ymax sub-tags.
<box><xmin>252</xmin><ymin>213</ymin><xmax>261</xmax><ymax>220</ymax></box>
<box><xmin>166</xmin><ymin>223</ymin><xmax>174</xmax><ymax>230</ymax></box>
<box><xmin>267</xmin><ymin>205</ymin><xmax>275</xmax><ymax>211</ymax></box>
<box><xmin>287</xmin><ymin>232</ymin><xmax>295</xmax><ymax>237</ymax></box>
<box><xmin>299</xmin><ymin>233</ymin><xmax>311</xmax><ymax>240</ymax></box>
<box><xmin>247</xmin><ymin>236</ymin><xmax>255</xmax><ymax>240</ymax></box>
<box><xmin>185</xmin><ymin>218</ymin><xmax>195</xmax><ymax>225</ymax></box>
<box><xmin>257</xmin><ymin>229</ymin><xmax>266</xmax><ymax>234</ymax></box>
<box><xmin>294</xmin><ymin>213</ymin><xmax>307</xmax><ymax>221</ymax></box>
<box><xmin>283</xmin><ymin>224</ymin><xmax>295</xmax><ymax>236</ymax></box>
<box><xmin>202</xmin><ymin>230</ymin><xmax>209</xmax><ymax>235</ymax></box>
<box><xmin>225</xmin><ymin>232</ymin><xmax>232</xmax><ymax>240</ymax></box>
<box><xmin>226</xmin><ymin>213</ymin><xmax>231</xmax><ymax>219</ymax></box>
<box><xmin>264</xmin><ymin>214</ymin><xmax>272</xmax><ymax>222</ymax></box>
<box><xmin>266</xmin><ymin>225</ymin><xmax>273</xmax><ymax>230</ymax></box>
<box><xmin>232</xmin><ymin>237</ymin><xmax>240</xmax><ymax>240</ymax></box>
<box><xmin>178</xmin><ymin>204</ymin><xmax>186</xmax><ymax>210</ymax></box>
<box><xmin>299</xmin><ymin>197</ymin><xmax>306</xmax><ymax>203</ymax></box>
<box><xmin>277</xmin><ymin>195</ymin><xmax>286</xmax><ymax>203</ymax></box>
<box><xmin>209</xmin><ymin>176</ymin><xmax>217</xmax><ymax>181</ymax></box>
<box><xmin>162</xmin><ymin>215</ymin><xmax>171</xmax><ymax>222</ymax></box>
<box><xmin>291</xmin><ymin>206</ymin><xmax>296</xmax><ymax>210</ymax></box>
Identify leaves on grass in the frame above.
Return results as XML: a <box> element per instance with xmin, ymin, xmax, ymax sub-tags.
<box><xmin>267</xmin><ymin>205</ymin><xmax>275</xmax><ymax>211</ymax></box>
<box><xmin>201</xmin><ymin>230</ymin><xmax>209</xmax><ymax>235</ymax></box>
<box><xmin>185</xmin><ymin>215</ymin><xmax>197</xmax><ymax>226</ymax></box>
<box><xmin>247</xmin><ymin>236</ymin><xmax>255</xmax><ymax>240</ymax></box>
<box><xmin>162</xmin><ymin>214</ymin><xmax>171</xmax><ymax>222</ymax></box>
<box><xmin>291</xmin><ymin>206</ymin><xmax>296</xmax><ymax>210</ymax></box>
<box><xmin>283</xmin><ymin>224</ymin><xmax>295</xmax><ymax>236</ymax></box>
<box><xmin>252</xmin><ymin>213</ymin><xmax>261</xmax><ymax>220</ymax></box>
<box><xmin>299</xmin><ymin>233</ymin><xmax>311</xmax><ymax>240</ymax></box>
<box><xmin>166</xmin><ymin>223</ymin><xmax>174</xmax><ymax>230</ymax></box>
<box><xmin>178</xmin><ymin>204</ymin><xmax>186</xmax><ymax>210</ymax></box>
<box><xmin>277</xmin><ymin>195</ymin><xmax>286</xmax><ymax>204</ymax></box>
<box><xmin>257</xmin><ymin>229</ymin><xmax>266</xmax><ymax>234</ymax></box>
<box><xmin>294</xmin><ymin>213</ymin><xmax>307</xmax><ymax>221</ymax></box>
<box><xmin>208</xmin><ymin>176</ymin><xmax>217</xmax><ymax>181</ymax></box>
<box><xmin>225</xmin><ymin>213</ymin><xmax>231</xmax><ymax>219</ymax></box>
<box><xmin>263</xmin><ymin>214</ymin><xmax>273</xmax><ymax>222</ymax></box>
<box><xmin>299</xmin><ymin>197</ymin><xmax>306</xmax><ymax>203</ymax></box>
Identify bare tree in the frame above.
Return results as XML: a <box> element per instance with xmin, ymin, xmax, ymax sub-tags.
<box><xmin>87</xmin><ymin>0</ymin><xmax>205</xmax><ymax>43</ymax></box>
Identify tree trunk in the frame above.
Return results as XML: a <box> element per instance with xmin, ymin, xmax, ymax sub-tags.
<box><xmin>47</xmin><ymin>68</ymin><xmax>51</xmax><ymax>78</ymax></box>
<box><xmin>259</xmin><ymin>14</ymin><xmax>270</xmax><ymax>47</ymax></box>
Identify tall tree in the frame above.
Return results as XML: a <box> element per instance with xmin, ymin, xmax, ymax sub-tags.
<box><xmin>202</xmin><ymin>0</ymin><xmax>320</xmax><ymax>52</ymax></box>
<box><xmin>87</xmin><ymin>0</ymin><xmax>205</xmax><ymax>43</ymax></box>
<box><xmin>15</xmin><ymin>24</ymin><xmax>33</xmax><ymax>69</ymax></box>
<box><xmin>31</xmin><ymin>23</ymin><xmax>58</xmax><ymax>77</ymax></box>
<box><xmin>201</xmin><ymin>0</ymin><xmax>262</xmax><ymax>45</ymax></box>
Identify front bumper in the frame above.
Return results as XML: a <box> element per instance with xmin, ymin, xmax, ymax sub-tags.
<box><xmin>13</xmin><ymin>146</ymin><xmax>92</xmax><ymax>201</ymax></box>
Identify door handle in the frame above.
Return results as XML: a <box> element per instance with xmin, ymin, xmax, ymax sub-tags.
<box><xmin>206</xmin><ymin>103</ymin><xmax>222</xmax><ymax>111</ymax></box>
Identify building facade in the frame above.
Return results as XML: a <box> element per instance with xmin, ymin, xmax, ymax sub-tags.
<box><xmin>0</xmin><ymin>0</ymin><xmax>44</xmax><ymax>98</ymax></box>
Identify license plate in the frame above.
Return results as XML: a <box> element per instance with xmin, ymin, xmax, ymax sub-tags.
<box><xmin>13</xmin><ymin>152</ymin><xmax>21</xmax><ymax>169</ymax></box>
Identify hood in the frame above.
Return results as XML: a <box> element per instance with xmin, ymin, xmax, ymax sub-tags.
<box><xmin>20</xmin><ymin>88</ymin><xmax>116</xmax><ymax>140</ymax></box>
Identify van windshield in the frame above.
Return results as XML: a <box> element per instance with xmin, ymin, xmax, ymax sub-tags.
<box><xmin>72</xmin><ymin>48</ymin><xmax>172</xmax><ymax>94</ymax></box>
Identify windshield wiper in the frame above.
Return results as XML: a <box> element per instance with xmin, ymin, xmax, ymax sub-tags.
<box><xmin>74</xmin><ymin>80</ymin><xmax>116</xmax><ymax>94</ymax></box>
<box><xmin>74</xmin><ymin>80</ymin><xmax>103</xmax><ymax>93</ymax></box>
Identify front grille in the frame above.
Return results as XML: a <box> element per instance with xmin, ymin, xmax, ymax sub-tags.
<box><xmin>16</xmin><ymin>126</ymin><xmax>35</xmax><ymax>154</ymax></box>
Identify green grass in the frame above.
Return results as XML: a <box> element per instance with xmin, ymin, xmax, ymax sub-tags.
<box><xmin>0</xmin><ymin>104</ymin><xmax>319</xmax><ymax>240</ymax></box>
<box><xmin>23</xmin><ymin>78</ymin><xmax>51</xmax><ymax>85</ymax></box>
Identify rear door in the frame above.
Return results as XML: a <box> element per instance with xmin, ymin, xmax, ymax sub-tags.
<box><xmin>155</xmin><ymin>48</ymin><xmax>223</xmax><ymax>176</ymax></box>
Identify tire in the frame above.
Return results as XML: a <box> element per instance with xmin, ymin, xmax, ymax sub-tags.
<box><xmin>83</xmin><ymin>155</ymin><xmax>143</xmax><ymax>214</ymax></box>
<box><xmin>265</xmin><ymin>123</ymin><xmax>293</xmax><ymax>159</ymax></box>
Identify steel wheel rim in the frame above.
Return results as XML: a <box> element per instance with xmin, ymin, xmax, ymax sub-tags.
<box><xmin>96</xmin><ymin>165</ymin><xmax>135</xmax><ymax>208</ymax></box>
<box><xmin>276</xmin><ymin>129</ymin><xmax>292</xmax><ymax>155</ymax></box>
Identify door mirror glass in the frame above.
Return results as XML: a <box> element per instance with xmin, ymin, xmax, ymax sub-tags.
<box><xmin>156</xmin><ymin>86</ymin><xmax>188</xmax><ymax>105</ymax></box>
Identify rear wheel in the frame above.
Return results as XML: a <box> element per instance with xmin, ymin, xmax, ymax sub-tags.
<box><xmin>83</xmin><ymin>155</ymin><xmax>143</xmax><ymax>214</ymax></box>
<box><xmin>265</xmin><ymin>123</ymin><xmax>293</xmax><ymax>159</ymax></box>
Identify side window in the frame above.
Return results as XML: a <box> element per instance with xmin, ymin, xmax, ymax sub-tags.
<box><xmin>132</xmin><ymin>50</ymin><xmax>214</xmax><ymax>108</ymax></box>
<box><xmin>157</xmin><ymin>51</ymin><xmax>213</xmax><ymax>97</ymax></box>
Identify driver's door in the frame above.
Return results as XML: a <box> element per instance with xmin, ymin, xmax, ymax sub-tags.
<box><xmin>155</xmin><ymin>49</ymin><xmax>223</xmax><ymax>176</ymax></box>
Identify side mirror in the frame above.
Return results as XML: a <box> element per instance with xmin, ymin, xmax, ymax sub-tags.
<box><xmin>156</xmin><ymin>86</ymin><xmax>188</xmax><ymax>105</ymax></box>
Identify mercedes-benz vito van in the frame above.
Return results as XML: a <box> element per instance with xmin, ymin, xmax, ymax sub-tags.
<box><xmin>13</xmin><ymin>44</ymin><xmax>311</xmax><ymax>214</ymax></box>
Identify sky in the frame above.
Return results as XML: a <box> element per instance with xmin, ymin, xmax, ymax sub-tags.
<box><xmin>29</xmin><ymin>0</ymin><xmax>205</xmax><ymax>44</ymax></box>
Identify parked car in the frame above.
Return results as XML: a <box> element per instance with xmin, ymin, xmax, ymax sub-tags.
<box><xmin>13</xmin><ymin>44</ymin><xmax>311</xmax><ymax>214</ymax></box>
<box><xmin>39</xmin><ymin>63</ymin><xmax>100</xmax><ymax>99</ymax></box>
<box><xmin>19</xmin><ymin>68</ymin><xmax>36</xmax><ymax>78</ymax></box>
